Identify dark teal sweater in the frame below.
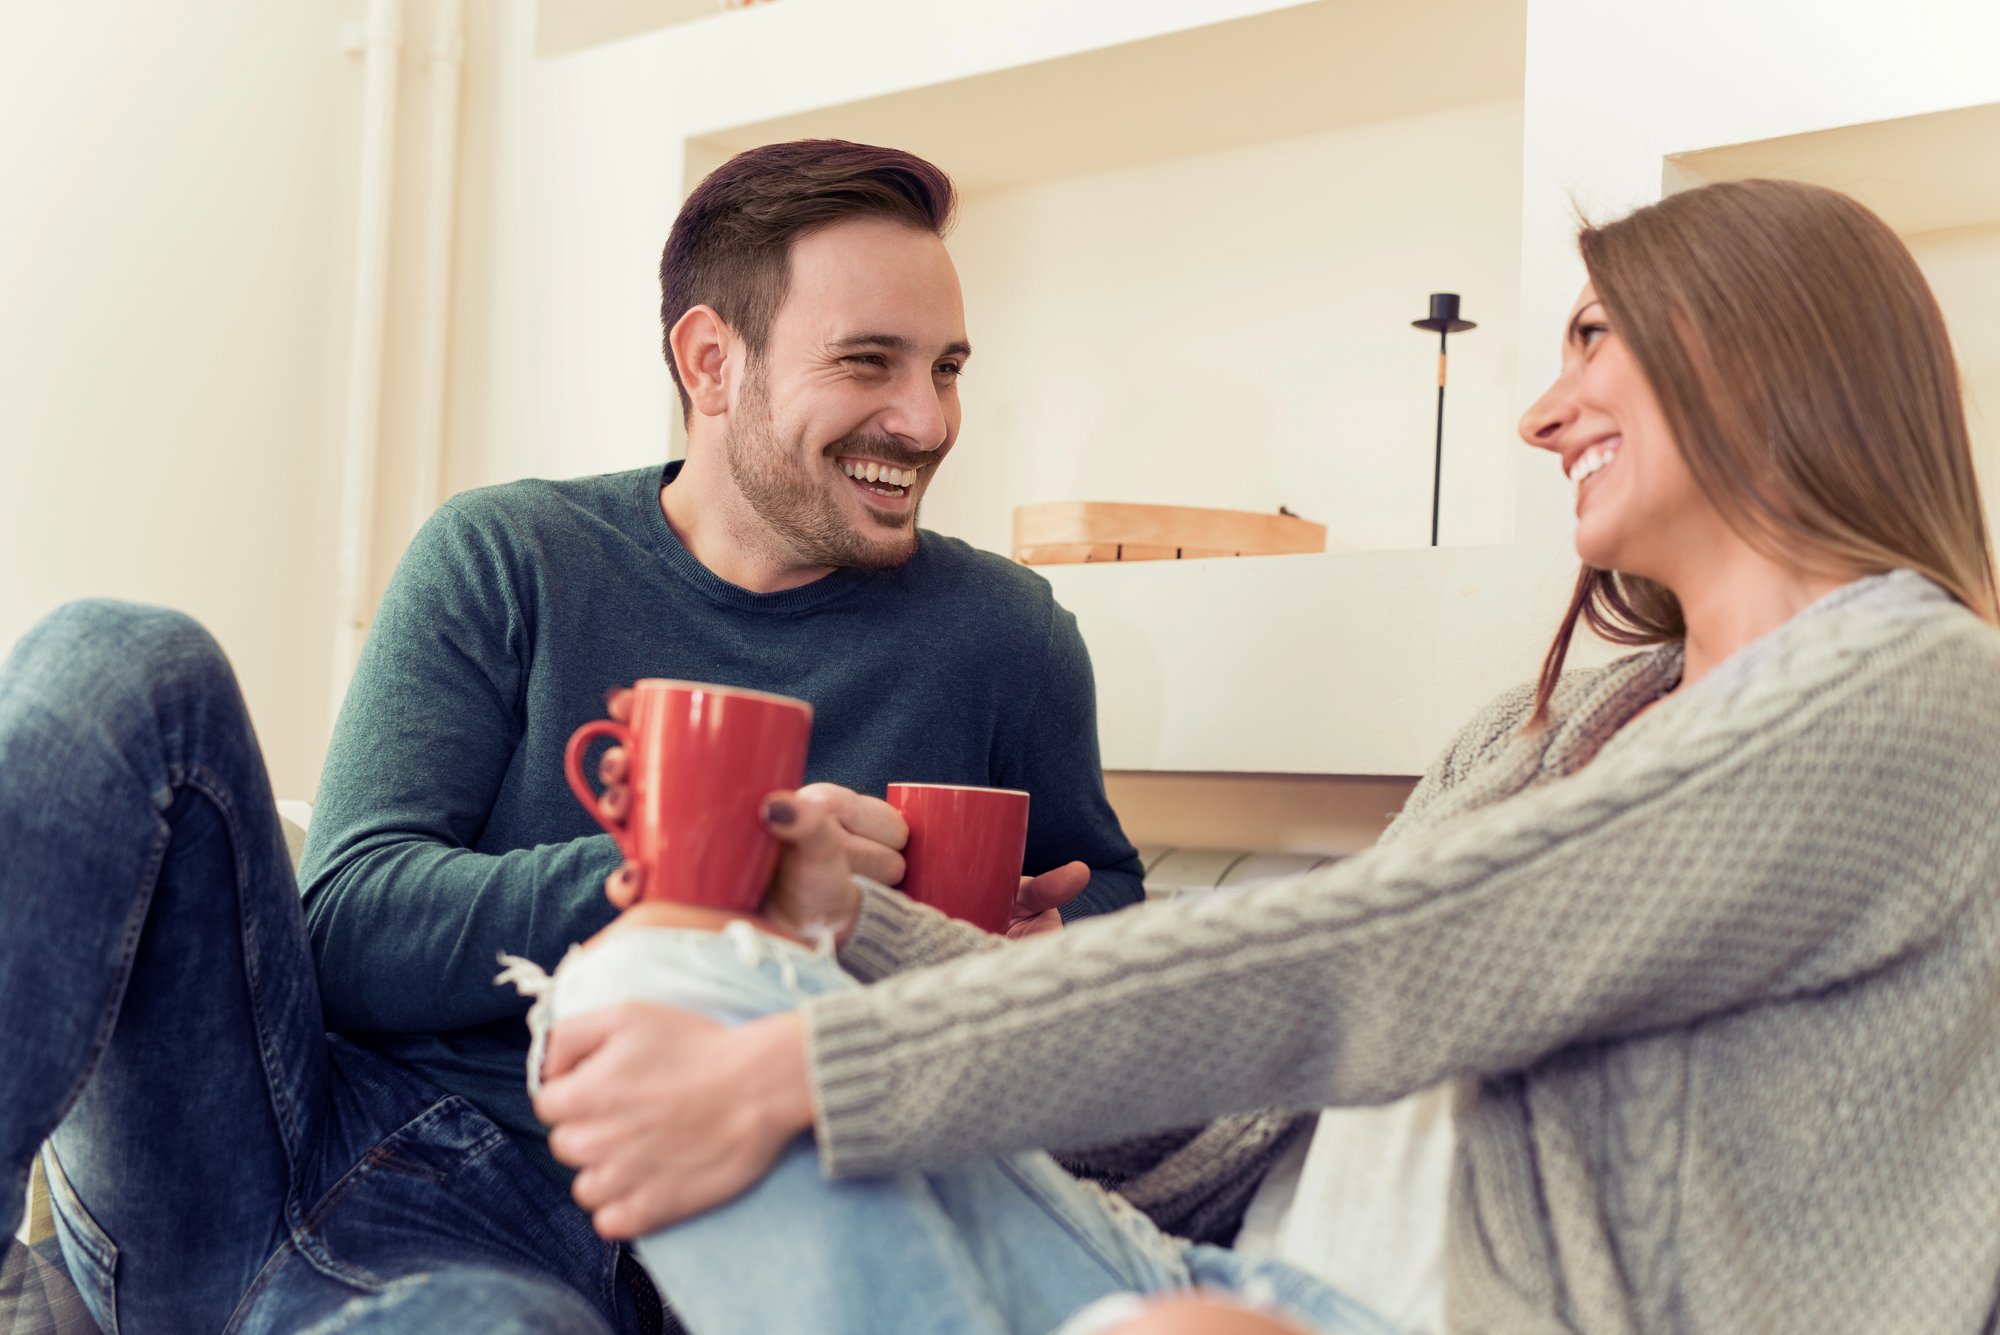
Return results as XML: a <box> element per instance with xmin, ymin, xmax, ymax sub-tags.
<box><xmin>299</xmin><ymin>463</ymin><xmax>1142</xmax><ymax>1173</ymax></box>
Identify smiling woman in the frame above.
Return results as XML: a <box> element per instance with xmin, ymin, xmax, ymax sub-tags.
<box><xmin>1521</xmin><ymin>178</ymin><xmax>1996</xmax><ymax>722</ymax></box>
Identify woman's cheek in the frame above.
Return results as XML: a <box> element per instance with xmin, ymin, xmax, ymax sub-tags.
<box><xmin>1572</xmin><ymin>479</ymin><xmax>1632</xmax><ymax>570</ymax></box>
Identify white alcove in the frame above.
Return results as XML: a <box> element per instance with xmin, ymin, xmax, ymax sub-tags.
<box><xmin>647</xmin><ymin>0</ymin><xmax>1565</xmax><ymax>779</ymax></box>
<box><xmin>685</xmin><ymin>0</ymin><xmax>1528</xmax><ymax>559</ymax></box>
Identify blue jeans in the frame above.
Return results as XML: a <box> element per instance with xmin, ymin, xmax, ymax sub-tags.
<box><xmin>523</xmin><ymin>927</ymin><xmax>1400</xmax><ymax>1335</ymax></box>
<box><xmin>0</xmin><ymin>602</ymin><xmax>650</xmax><ymax>1335</ymax></box>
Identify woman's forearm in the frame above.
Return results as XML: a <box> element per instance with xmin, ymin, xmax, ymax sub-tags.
<box><xmin>799</xmin><ymin>627</ymin><xmax>1979</xmax><ymax>1179</ymax></box>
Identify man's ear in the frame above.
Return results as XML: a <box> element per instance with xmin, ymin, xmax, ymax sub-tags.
<box><xmin>670</xmin><ymin>305</ymin><xmax>735</xmax><ymax>419</ymax></box>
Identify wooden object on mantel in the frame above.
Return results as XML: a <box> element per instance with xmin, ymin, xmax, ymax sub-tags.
<box><xmin>1012</xmin><ymin>502</ymin><xmax>1327</xmax><ymax>565</ymax></box>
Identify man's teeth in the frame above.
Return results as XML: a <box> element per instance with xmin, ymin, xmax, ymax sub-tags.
<box><xmin>840</xmin><ymin>459</ymin><xmax>915</xmax><ymax>491</ymax></box>
<box><xmin>1568</xmin><ymin>442</ymin><xmax>1619</xmax><ymax>486</ymax></box>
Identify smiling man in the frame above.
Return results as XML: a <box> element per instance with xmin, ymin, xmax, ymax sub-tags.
<box><xmin>664</xmin><ymin>215</ymin><xmax>964</xmax><ymax>585</ymax></box>
<box><xmin>295</xmin><ymin>141</ymin><xmax>1143</xmax><ymax>1329</ymax></box>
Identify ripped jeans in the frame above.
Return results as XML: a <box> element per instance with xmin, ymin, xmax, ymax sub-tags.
<box><xmin>503</xmin><ymin>925</ymin><xmax>1400</xmax><ymax>1335</ymax></box>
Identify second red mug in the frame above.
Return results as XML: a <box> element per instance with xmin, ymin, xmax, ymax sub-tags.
<box><xmin>887</xmin><ymin>783</ymin><xmax>1031</xmax><ymax>934</ymax></box>
<box><xmin>565</xmin><ymin>678</ymin><xmax>813</xmax><ymax>911</ymax></box>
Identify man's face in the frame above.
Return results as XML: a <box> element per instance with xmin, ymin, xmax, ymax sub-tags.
<box><xmin>722</xmin><ymin>216</ymin><xmax>969</xmax><ymax>571</ymax></box>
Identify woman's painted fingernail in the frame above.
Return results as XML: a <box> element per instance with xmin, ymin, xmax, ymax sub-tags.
<box><xmin>763</xmin><ymin>798</ymin><xmax>797</xmax><ymax>827</ymax></box>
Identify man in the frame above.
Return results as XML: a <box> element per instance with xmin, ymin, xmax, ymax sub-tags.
<box><xmin>0</xmin><ymin>140</ymin><xmax>1137</xmax><ymax>1335</ymax></box>
<box><xmin>304</xmin><ymin>133</ymin><xmax>1140</xmax><ymax>1177</ymax></box>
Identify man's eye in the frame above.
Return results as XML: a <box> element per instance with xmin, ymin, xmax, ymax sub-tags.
<box><xmin>846</xmin><ymin>355</ymin><xmax>887</xmax><ymax>368</ymax></box>
<box><xmin>935</xmin><ymin>362</ymin><xmax>964</xmax><ymax>379</ymax></box>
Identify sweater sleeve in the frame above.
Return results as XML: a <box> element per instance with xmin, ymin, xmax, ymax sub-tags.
<box><xmin>835</xmin><ymin>877</ymin><xmax>1007</xmax><ymax>983</ymax></box>
<box><xmin>1004</xmin><ymin>604</ymin><xmax>1144</xmax><ymax>921</ymax></box>
<box><xmin>299</xmin><ymin>504</ymin><xmax>622</xmax><ymax>1035</ymax></box>
<box><xmin>802</xmin><ymin>618</ymin><xmax>2000</xmax><ymax>1177</ymax></box>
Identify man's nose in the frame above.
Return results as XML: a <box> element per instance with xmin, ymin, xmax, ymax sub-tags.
<box><xmin>880</xmin><ymin>371</ymin><xmax>950</xmax><ymax>452</ymax></box>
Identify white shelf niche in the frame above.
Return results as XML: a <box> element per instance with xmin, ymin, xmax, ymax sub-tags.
<box><xmin>661</xmin><ymin>0</ymin><xmax>1544</xmax><ymax>776</ymax></box>
<box><xmin>684</xmin><ymin>0</ymin><xmax>1528</xmax><ymax>558</ymax></box>
<box><xmin>1667</xmin><ymin>103</ymin><xmax>2000</xmax><ymax>549</ymax></box>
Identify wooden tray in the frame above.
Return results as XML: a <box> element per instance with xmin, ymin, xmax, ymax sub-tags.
<box><xmin>1012</xmin><ymin>502</ymin><xmax>1327</xmax><ymax>565</ymax></box>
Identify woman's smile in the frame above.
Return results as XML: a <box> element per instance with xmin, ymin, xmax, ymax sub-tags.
<box><xmin>1567</xmin><ymin>436</ymin><xmax>1622</xmax><ymax>494</ymax></box>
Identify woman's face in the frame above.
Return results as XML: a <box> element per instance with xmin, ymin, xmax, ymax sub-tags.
<box><xmin>1519</xmin><ymin>284</ymin><xmax>1715</xmax><ymax>581</ymax></box>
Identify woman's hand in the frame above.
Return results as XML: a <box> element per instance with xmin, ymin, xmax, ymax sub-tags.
<box><xmin>535</xmin><ymin>1005</ymin><xmax>814</xmax><ymax>1239</ymax></box>
<box><xmin>789</xmin><ymin>782</ymin><xmax>909</xmax><ymax>888</ymax></box>
<box><xmin>756</xmin><ymin>784</ymin><xmax>909</xmax><ymax>941</ymax></box>
<box><xmin>763</xmin><ymin>801</ymin><xmax>1086</xmax><ymax>942</ymax></box>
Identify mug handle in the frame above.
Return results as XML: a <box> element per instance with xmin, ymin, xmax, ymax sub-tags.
<box><xmin>564</xmin><ymin>718</ymin><xmax>635</xmax><ymax>854</ymax></box>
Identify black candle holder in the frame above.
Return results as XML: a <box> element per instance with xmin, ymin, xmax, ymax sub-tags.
<box><xmin>1412</xmin><ymin>293</ymin><xmax>1476</xmax><ymax>547</ymax></box>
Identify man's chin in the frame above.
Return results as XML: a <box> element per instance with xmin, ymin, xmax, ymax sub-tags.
<box><xmin>857</xmin><ymin>500</ymin><xmax>916</xmax><ymax>532</ymax></box>
<box><xmin>843</xmin><ymin>524</ymin><xmax>919</xmax><ymax>571</ymax></box>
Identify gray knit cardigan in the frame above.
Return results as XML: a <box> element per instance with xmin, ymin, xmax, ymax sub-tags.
<box><xmin>804</xmin><ymin>570</ymin><xmax>2000</xmax><ymax>1334</ymax></box>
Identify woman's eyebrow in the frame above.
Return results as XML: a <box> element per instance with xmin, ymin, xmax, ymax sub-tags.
<box><xmin>1567</xmin><ymin>303</ymin><xmax>1605</xmax><ymax>344</ymax></box>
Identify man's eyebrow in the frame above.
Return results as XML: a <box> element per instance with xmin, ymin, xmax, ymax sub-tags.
<box><xmin>827</xmin><ymin>333</ymin><xmax>973</xmax><ymax>360</ymax></box>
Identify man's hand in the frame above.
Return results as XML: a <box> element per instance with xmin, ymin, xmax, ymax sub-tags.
<box><xmin>535</xmin><ymin>1004</ymin><xmax>814</xmax><ymax>1239</ymax></box>
<box><xmin>1009</xmin><ymin>861</ymin><xmax>1089</xmax><ymax>938</ymax></box>
<box><xmin>598</xmin><ymin>688</ymin><xmax>908</xmax><ymax>908</ymax></box>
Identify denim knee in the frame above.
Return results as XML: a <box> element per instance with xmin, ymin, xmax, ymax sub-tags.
<box><xmin>2</xmin><ymin>601</ymin><xmax>253</xmax><ymax>816</ymax></box>
<box><xmin>7</xmin><ymin>600</ymin><xmax>236</xmax><ymax>710</ymax></box>
<box><xmin>28</xmin><ymin>600</ymin><xmax>227</xmax><ymax>682</ymax></box>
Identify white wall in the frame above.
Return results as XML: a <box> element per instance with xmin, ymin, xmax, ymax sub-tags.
<box><xmin>928</xmin><ymin>99</ymin><xmax>1523</xmax><ymax>558</ymax></box>
<box><xmin>0</xmin><ymin>2</ymin><xmax>361</xmax><ymax>802</ymax></box>
<box><xmin>1516</xmin><ymin>0</ymin><xmax>2000</xmax><ymax>543</ymax></box>
<box><xmin>443</xmin><ymin>0</ymin><xmax>685</xmax><ymax>497</ymax></box>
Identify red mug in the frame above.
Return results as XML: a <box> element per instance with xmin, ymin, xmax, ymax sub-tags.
<box><xmin>886</xmin><ymin>783</ymin><xmax>1031</xmax><ymax>934</ymax></box>
<box><xmin>565</xmin><ymin>679</ymin><xmax>813</xmax><ymax>910</ymax></box>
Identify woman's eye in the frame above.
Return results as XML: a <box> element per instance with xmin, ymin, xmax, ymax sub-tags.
<box><xmin>1578</xmin><ymin>322</ymin><xmax>1609</xmax><ymax>349</ymax></box>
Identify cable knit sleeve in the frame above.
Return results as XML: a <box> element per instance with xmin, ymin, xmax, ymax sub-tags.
<box><xmin>835</xmin><ymin>876</ymin><xmax>1006</xmax><ymax>984</ymax></box>
<box><xmin>802</xmin><ymin>598</ymin><xmax>2000</xmax><ymax>1179</ymax></box>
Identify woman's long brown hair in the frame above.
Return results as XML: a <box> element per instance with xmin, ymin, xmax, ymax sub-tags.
<box><xmin>1530</xmin><ymin>178</ymin><xmax>1998</xmax><ymax>724</ymax></box>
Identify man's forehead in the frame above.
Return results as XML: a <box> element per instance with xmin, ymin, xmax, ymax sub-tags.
<box><xmin>780</xmin><ymin>219</ymin><xmax>966</xmax><ymax>351</ymax></box>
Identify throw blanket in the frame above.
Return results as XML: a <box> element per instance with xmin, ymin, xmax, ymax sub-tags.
<box><xmin>810</xmin><ymin>571</ymin><xmax>2000</xmax><ymax>1334</ymax></box>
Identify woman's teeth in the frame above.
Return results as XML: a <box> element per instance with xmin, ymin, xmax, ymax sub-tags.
<box><xmin>840</xmin><ymin>459</ymin><xmax>915</xmax><ymax>495</ymax></box>
<box><xmin>1568</xmin><ymin>441</ymin><xmax>1619</xmax><ymax>488</ymax></box>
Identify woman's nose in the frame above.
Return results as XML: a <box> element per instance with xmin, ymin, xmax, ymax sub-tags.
<box><xmin>1518</xmin><ymin>378</ymin><xmax>1575</xmax><ymax>453</ymax></box>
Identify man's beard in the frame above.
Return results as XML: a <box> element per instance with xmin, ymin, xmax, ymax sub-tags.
<box><xmin>723</xmin><ymin>363</ymin><xmax>929</xmax><ymax>571</ymax></box>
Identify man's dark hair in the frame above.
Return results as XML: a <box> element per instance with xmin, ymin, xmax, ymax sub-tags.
<box><xmin>659</xmin><ymin>139</ymin><xmax>957</xmax><ymax>420</ymax></box>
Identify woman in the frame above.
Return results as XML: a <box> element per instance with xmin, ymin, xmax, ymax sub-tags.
<box><xmin>538</xmin><ymin>178</ymin><xmax>2000</xmax><ymax>1334</ymax></box>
